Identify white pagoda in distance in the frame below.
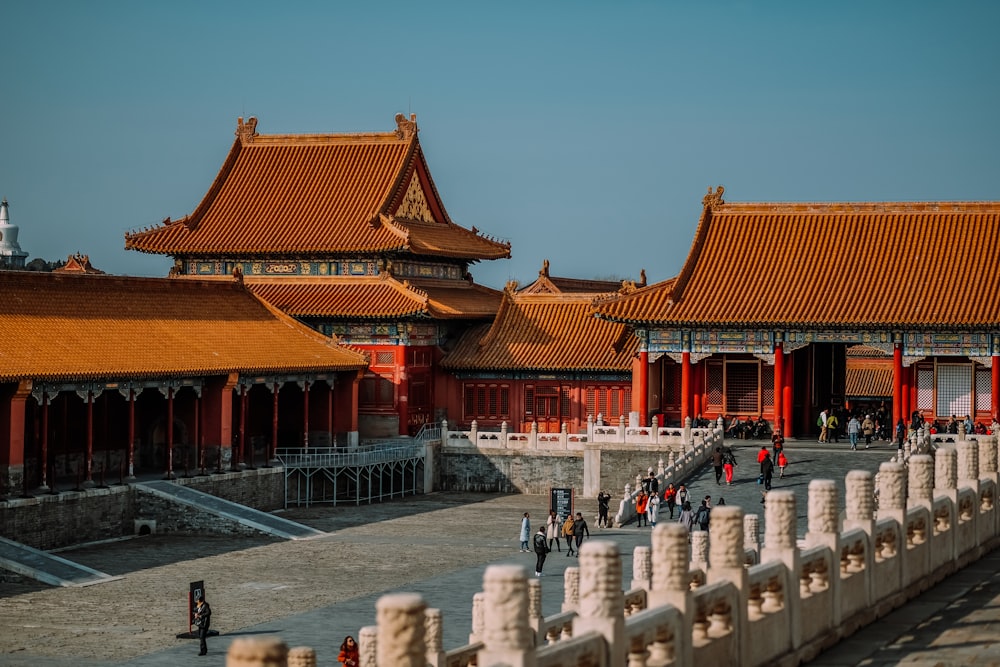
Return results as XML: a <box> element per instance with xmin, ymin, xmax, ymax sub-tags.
<box><xmin>0</xmin><ymin>198</ymin><xmax>29</xmax><ymax>269</ymax></box>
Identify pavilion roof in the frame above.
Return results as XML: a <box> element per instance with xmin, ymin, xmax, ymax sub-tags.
<box><xmin>845</xmin><ymin>363</ymin><xmax>893</xmax><ymax>399</ymax></box>
<box><xmin>124</xmin><ymin>115</ymin><xmax>510</xmax><ymax>262</ymax></box>
<box><xmin>246</xmin><ymin>275</ymin><xmax>501</xmax><ymax>320</ymax></box>
<box><xmin>595</xmin><ymin>188</ymin><xmax>1000</xmax><ymax>328</ymax></box>
<box><xmin>0</xmin><ymin>272</ymin><xmax>367</xmax><ymax>382</ymax></box>
<box><xmin>442</xmin><ymin>288</ymin><xmax>637</xmax><ymax>372</ymax></box>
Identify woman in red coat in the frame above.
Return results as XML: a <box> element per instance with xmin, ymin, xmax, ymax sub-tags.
<box><xmin>338</xmin><ymin>635</ymin><xmax>359</xmax><ymax>666</ymax></box>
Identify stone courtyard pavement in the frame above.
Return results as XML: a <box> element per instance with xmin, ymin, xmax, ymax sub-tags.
<box><xmin>1</xmin><ymin>438</ymin><xmax>997</xmax><ymax>665</ymax></box>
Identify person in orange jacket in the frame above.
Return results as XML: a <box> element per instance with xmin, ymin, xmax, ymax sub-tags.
<box><xmin>635</xmin><ymin>490</ymin><xmax>649</xmax><ymax>527</ymax></box>
<box><xmin>777</xmin><ymin>450</ymin><xmax>789</xmax><ymax>478</ymax></box>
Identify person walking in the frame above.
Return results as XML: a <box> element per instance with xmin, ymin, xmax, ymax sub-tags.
<box><xmin>563</xmin><ymin>514</ymin><xmax>577</xmax><ymax>556</ymax></box>
<box><xmin>862</xmin><ymin>414</ymin><xmax>876</xmax><ymax>449</ymax></box>
<box><xmin>848</xmin><ymin>414</ymin><xmax>861</xmax><ymax>450</ymax></box>
<box><xmin>519</xmin><ymin>512</ymin><xmax>530</xmax><ymax>552</ymax></box>
<box><xmin>677</xmin><ymin>500</ymin><xmax>695</xmax><ymax>532</ymax></box>
<box><xmin>760</xmin><ymin>450</ymin><xmax>775</xmax><ymax>491</ymax></box>
<box><xmin>818</xmin><ymin>408</ymin><xmax>829</xmax><ymax>443</ymax></box>
<box><xmin>546</xmin><ymin>510</ymin><xmax>562</xmax><ymax>552</ymax></box>
<box><xmin>712</xmin><ymin>447</ymin><xmax>724</xmax><ymax>485</ymax></box>
<box><xmin>193</xmin><ymin>593</ymin><xmax>212</xmax><ymax>657</ymax></box>
<box><xmin>777</xmin><ymin>450</ymin><xmax>788</xmax><ymax>478</ymax></box>
<box><xmin>722</xmin><ymin>447</ymin><xmax>737</xmax><ymax>485</ymax></box>
<box><xmin>827</xmin><ymin>412</ymin><xmax>840</xmax><ymax>443</ymax></box>
<box><xmin>532</xmin><ymin>525</ymin><xmax>549</xmax><ymax>576</ymax></box>
<box><xmin>694</xmin><ymin>499</ymin><xmax>711</xmax><ymax>531</ymax></box>
<box><xmin>647</xmin><ymin>492</ymin><xmax>660</xmax><ymax>528</ymax></box>
<box><xmin>635</xmin><ymin>490</ymin><xmax>649</xmax><ymax>527</ymax></box>
<box><xmin>676</xmin><ymin>484</ymin><xmax>689</xmax><ymax>509</ymax></box>
<box><xmin>664</xmin><ymin>483</ymin><xmax>677</xmax><ymax>519</ymax></box>
<box><xmin>337</xmin><ymin>636</ymin><xmax>359</xmax><ymax>666</ymax></box>
<box><xmin>771</xmin><ymin>430</ymin><xmax>784</xmax><ymax>461</ymax></box>
<box><xmin>572</xmin><ymin>512</ymin><xmax>590</xmax><ymax>554</ymax></box>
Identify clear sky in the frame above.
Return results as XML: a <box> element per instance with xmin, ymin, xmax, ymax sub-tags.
<box><xmin>2</xmin><ymin>1</ymin><xmax>998</xmax><ymax>288</ymax></box>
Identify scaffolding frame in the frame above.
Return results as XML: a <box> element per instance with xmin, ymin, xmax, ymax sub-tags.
<box><xmin>275</xmin><ymin>443</ymin><xmax>424</xmax><ymax>508</ymax></box>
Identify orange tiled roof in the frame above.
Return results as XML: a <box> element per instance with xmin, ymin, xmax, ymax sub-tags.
<box><xmin>846</xmin><ymin>344</ymin><xmax>889</xmax><ymax>358</ymax></box>
<box><xmin>443</xmin><ymin>291</ymin><xmax>637</xmax><ymax>372</ymax></box>
<box><xmin>53</xmin><ymin>253</ymin><xmax>105</xmax><ymax>274</ymax></box>
<box><xmin>124</xmin><ymin>115</ymin><xmax>510</xmax><ymax>262</ymax></box>
<box><xmin>595</xmin><ymin>192</ymin><xmax>1000</xmax><ymax>327</ymax></box>
<box><xmin>245</xmin><ymin>276</ymin><xmax>501</xmax><ymax>320</ymax></box>
<box><xmin>0</xmin><ymin>272</ymin><xmax>367</xmax><ymax>381</ymax></box>
<box><xmin>845</xmin><ymin>364</ymin><xmax>893</xmax><ymax>399</ymax></box>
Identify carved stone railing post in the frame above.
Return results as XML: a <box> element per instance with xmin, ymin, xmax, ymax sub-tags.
<box><xmin>226</xmin><ymin>637</ymin><xmax>289</xmax><ymax>667</ymax></box>
<box><xmin>935</xmin><ymin>446</ymin><xmax>958</xmax><ymax>503</ymax></box>
<box><xmin>500</xmin><ymin>421</ymin><xmax>509</xmax><ymax>448</ymax></box>
<box><xmin>528</xmin><ymin>578</ymin><xmax>544</xmax><ymax>641</ymax></box>
<box><xmin>743</xmin><ymin>514</ymin><xmax>760</xmax><ymax>564</ymax></box>
<box><xmin>631</xmin><ymin>545</ymin><xmax>652</xmax><ymax>591</ymax></box>
<box><xmin>376</xmin><ymin>593</ymin><xmax>426</xmax><ymax>667</ymax></box>
<box><xmin>649</xmin><ymin>524</ymin><xmax>693</xmax><ymax>665</ymax></box>
<box><xmin>470</xmin><ymin>420</ymin><xmax>478</xmax><ymax>444</ymax></box>
<box><xmin>470</xmin><ymin>592</ymin><xmax>485</xmax><ymax>644</ymax></box>
<box><xmin>657</xmin><ymin>457</ymin><xmax>665</xmax><ymax>476</ymax></box>
<box><xmin>979</xmin><ymin>435</ymin><xmax>998</xmax><ymax>487</ymax></box>
<box><xmin>683</xmin><ymin>416</ymin><xmax>692</xmax><ymax>444</ymax></box>
<box><xmin>957</xmin><ymin>439</ymin><xmax>980</xmax><ymax>493</ymax></box>
<box><xmin>877</xmin><ymin>461</ymin><xmax>907</xmax><ymax>525</ymax></box>
<box><xmin>760</xmin><ymin>489</ymin><xmax>801</xmax><ymax>650</ymax></box>
<box><xmin>690</xmin><ymin>530</ymin><xmax>709</xmax><ymax>572</ymax></box>
<box><xmin>424</xmin><ymin>608</ymin><xmax>445</xmax><ymax>667</ymax></box>
<box><xmin>562</xmin><ymin>566</ymin><xmax>580</xmax><ymax>613</ymax></box>
<box><xmin>529</xmin><ymin>421</ymin><xmax>539</xmax><ymax>450</ymax></box>
<box><xmin>587</xmin><ymin>414</ymin><xmax>595</xmax><ymax>440</ymax></box>
<box><xmin>574</xmin><ymin>541</ymin><xmax>625</xmax><ymax>667</ymax></box>
<box><xmin>804</xmin><ymin>479</ymin><xmax>841</xmax><ymax>626</ymax></box>
<box><xmin>843</xmin><ymin>470</ymin><xmax>875</xmax><ymax>537</ymax></box>
<box><xmin>478</xmin><ymin>565</ymin><xmax>535</xmax><ymax>667</ymax></box>
<box><xmin>359</xmin><ymin>625</ymin><xmax>377</xmax><ymax>667</ymax></box>
<box><xmin>907</xmin><ymin>455</ymin><xmax>935</xmax><ymax>511</ymax></box>
<box><xmin>288</xmin><ymin>646</ymin><xmax>317</xmax><ymax>667</ymax></box>
<box><xmin>619</xmin><ymin>414</ymin><xmax>627</xmax><ymax>443</ymax></box>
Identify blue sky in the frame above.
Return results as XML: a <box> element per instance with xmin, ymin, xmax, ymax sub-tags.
<box><xmin>2</xmin><ymin>1</ymin><xmax>998</xmax><ymax>288</ymax></box>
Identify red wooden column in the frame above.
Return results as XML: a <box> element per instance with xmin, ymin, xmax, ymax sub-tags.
<box><xmin>893</xmin><ymin>343</ymin><xmax>903</xmax><ymax>427</ymax></box>
<box><xmin>84</xmin><ymin>390</ymin><xmax>94</xmax><ymax>486</ymax></box>
<box><xmin>327</xmin><ymin>381</ymin><xmax>334</xmax><ymax>446</ymax></box>
<box><xmin>901</xmin><ymin>366</ymin><xmax>911</xmax><ymax>424</ymax></box>
<box><xmin>39</xmin><ymin>392</ymin><xmax>50</xmax><ymax>491</ymax></box>
<box><xmin>193</xmin><ymin>392</ymin><xmax>201</xmax><ymax>474</ymax></box>
<box><xmin>396</xmin><ymin>344</ymin><xmax>409</xmax><ymax>436</ymax></box>
<box><xmin>271</xmin><ymin>382</ymin><xmax>280</xmax><ymax>463</ymax></box>
<box><xmin>302</xmin><ymin>380</ymin><xmax>311</xmax><ymax>448</ymax></box>
<box><xmin>992</xmin><ymin>356</ymin><xmax>1000</xmax><ymax>421</ymax></box>
<box><xmin>783</xmin><ymin>351</ymin><xmax>795</xmax><ymax>438</ymax></box>
<box><xmin>774</xmin><ymin>341</ymin><xmax>785</xmax><ymax>433</ymax></box>
<box><xmin>165</xmin><ymin>387</ymin><xmax>175</xmax><ymax>479</ymax></box>
<box><xmin>638</xmin><ymin>350</ymin><xmax>649</xmax><ymax>426</ymax></box>
<box><xmin>127</xmin><ymin>389</ymin><xmax>135</xmax><ymax>480</ymax></box>
<box><xmin>0</xmin><ymin>381</ymin><xmax>32</xmax><ymax>496</ymax></box>
<box><xmin>692</xmin><ymin>361</ymin><xmax>702</xmax><ymax>421</ymax></box>
<box><xmin>681</xmin><ymin>351</ymin><xmax>692</xmax><ymax>424</ymax></box>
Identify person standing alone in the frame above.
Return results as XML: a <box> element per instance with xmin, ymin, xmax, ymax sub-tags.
<box><xmin>519</xmin><ymin>512</ymin><xmax>530</xmax><ymax>552</ymax></box>
<box><xmin>532</xmin><ymin>525</ymin><xmax>549</xmax><ymax>576</ymax></box>
<box><xmin>193</xmin><ymin>594</ymin><xmax>212</xmax><ymax>656</ymax></box>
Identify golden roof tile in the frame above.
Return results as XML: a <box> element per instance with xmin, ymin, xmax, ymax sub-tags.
<box><xmin>0</xmin><ymin>272</ymin><xmax>367</xmax><ymax>381</ymax></box>
<box><xmin>124</xmin><ymin>115</ymin><xmax>510</xmax><ymax>261</ymax></box>
<box><xmin>443</xmin><ymin>291</ymin><xmax>637</xmax><ymax>372</ymax></box>
<box><xmin>845</xmin><ymin>364</ymin><xmax>894</xmax><ymax>399</ymax></box>
<box><xmin>596</xmin><ymin>194</ymin><xmax>1000</xmax><ymax>327</ymax></box>
<box><xmin>245</xmin><ymin>275</ymin><xmax>500</xmax><ymax>320</ymax></box>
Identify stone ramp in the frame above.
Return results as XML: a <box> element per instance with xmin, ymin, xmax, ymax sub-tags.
<box><xmin>137</xmin><ymin>480</ymin><xmax>325</xmax><ymax>540</ymax></box>
<box><xmin>0</xmin><ymin>536</ymin><xmax>121</xmax><ymax>587</ymax></box>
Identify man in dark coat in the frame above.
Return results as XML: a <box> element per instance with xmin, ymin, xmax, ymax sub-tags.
<box><xmin>193</xmin><ymin>594</ymin><xmax>212</xmax><ymax>656</ymax></box>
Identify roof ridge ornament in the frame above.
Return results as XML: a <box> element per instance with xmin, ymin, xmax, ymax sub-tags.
<box><xmin>236</xmin><ymin>117</ymin><xmax>259</xmax><ymax>144</ymax></box>
<box><xmin>394</xmin><ymin>113</ymin><xmax>418</xmax><ymax>140</ymax></box>
<box><xmin>702</xmin><ymin>185</ymin><xmax>725</xmax><ymax>209</ymax></box>
<box><xmin>539</xmin><ymin>259</ymin><xmax>550</xmax><ymax>278</ymax></box>
<box><xmin>505</xmin><ymin>279</ymin><xmax>519</xmax><ymax>293</ymax></box>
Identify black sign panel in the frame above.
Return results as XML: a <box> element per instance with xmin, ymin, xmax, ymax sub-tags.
<box><xmin>189</xmin><ymin>580</ymin><xmax>205</xmax><ymax>629</ymax></box>
<box><xmin>549</xmin><ymin>487</ymin><xmax>574</xmax><ymax>521</ymax></box>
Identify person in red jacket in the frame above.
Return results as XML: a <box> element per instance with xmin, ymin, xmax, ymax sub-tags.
<box><xmin>757</xmin><ymin>445</ymin><xmax>769</xmax><ymax>464</ymax></box>
<box><xmin>338</xmin><ymin>635</ymin><xmax>359</xmax><ymax>666</ymax></box>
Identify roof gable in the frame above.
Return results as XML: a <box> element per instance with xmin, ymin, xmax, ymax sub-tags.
<box><xmin>125</xmin><ymin>115</ymin><xmax>510</xmax><ymax>262</ymax></box>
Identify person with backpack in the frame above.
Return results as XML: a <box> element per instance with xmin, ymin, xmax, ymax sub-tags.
<box><xmin>562</xmin><ymin>515</ymin><xmax>576</xmax><ymax>556</ymax></box>
<box><xmin>694</xmin><ymin>500</ymin><xmax>711</xmax><ymax>531</ymax></box>
<box><xmin>532</xmin><ymin>525</ymin><xmax>550</xmax><ymax>577</ymax></box>
<box><xmin>722</xmin><ymin>447</ymin><xmax>737</xmax><ymax>485</ymax></box>
<box><xmin>677</xmin><ymin>500</ymin><xmax>695</xmax><ymax>532</ymax></box>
